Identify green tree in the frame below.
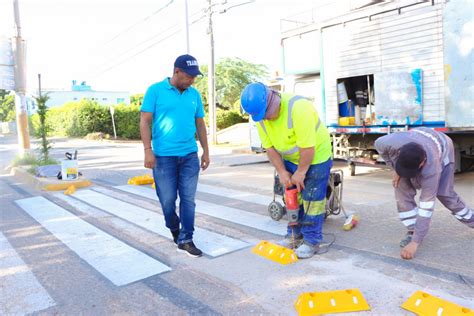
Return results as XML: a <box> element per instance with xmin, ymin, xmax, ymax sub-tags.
<box><xmin>0</xmin><ymin>89</ymin><xmax>16</xmax><ymax>122</ymax></box>
<box><xmin>33</xmin><ymin>93</ymin><xmax>51</xmax><ymax>162</ymax></box>
<box><xmin>194</xmin><ymin>57</ymin><xmax>269</xmax><ymax>112</ymax></box>
<box><xmin>130</xmin><ymin>93</ymin><xmax>144</xmax><ymax>106</ymax></box>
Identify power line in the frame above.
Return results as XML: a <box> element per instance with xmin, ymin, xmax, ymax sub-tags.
<box><xmin>103</xmin><ymin>7</ymin><xmax>206</xmax><ymax>65</ymax></box>
<box><xmin>93</xmin><ymin>14</ymin><xmax>207</xmax><ymax>79</ymax></box>
<box><xmin>103</xmin><ymin>24</ymin><xmax>180</xmax><ymax>66</ymax></box>
<box><xmin>92</xmin><ymin>0</ymin><xmax>249</xmax><ymax>80</ymax></box>
<box><xmin>103</xmin><ymin>0</ymin><xmax>174</xmax><ymax>46</ymax></box>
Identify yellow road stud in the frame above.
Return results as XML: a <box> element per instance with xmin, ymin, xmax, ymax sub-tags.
<box><xmin>64</xmin><ymin>185</ymin><xmax>76</xmax><ymax>195</ymax></box>
<box><xmin>127</xmin><ymin>174</ymin><xmax>154</xmax><ymax>185</ymax></box>
<box><xmin>402</xmin><ymin>291</ymin><xmax>473</xmax><ymax>316</ymax></box>
<box><xmin>251</xmin><ymin>240</ymin><xmax>298</xmax><ymax>265</ymax></box>
<box><xmin>294</xmin><ymin>288</ymin><xmax>370</xmax><ymax>315</ymax></box>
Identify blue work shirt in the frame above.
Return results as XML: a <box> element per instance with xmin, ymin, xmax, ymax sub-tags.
<box><xmin>141</xmin><ymin>78</ymin><xmax>205</xmax><ymax>156</ymax></box>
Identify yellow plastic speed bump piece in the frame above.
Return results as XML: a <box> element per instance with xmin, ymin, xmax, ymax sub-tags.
<box><xmin>64</xmin><ymin>185</ymin><xmax>76</xmax><ymax>195</ymax></box>
<box><xmin>128</xmin><ymin>174</ymin><xmax>154</xmax><ymax>185</ymax></box>
<box><xmin>251</xmin><ymin>240</ymin><xmax>298</xmax><ymax>265</ymax></box>
<box><xmin>401</xmin><ymin>291</ymin><xmax>474</xmax><ymax>316</ymax></box>
<box><xmin>294</xmin><ymin>288</ymin><xmax>370</xmax><ymax>316</ymax></box>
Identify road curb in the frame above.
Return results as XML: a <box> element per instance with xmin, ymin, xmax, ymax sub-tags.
<box><xmin>11</xmin><ymin>167</ymin><xmax>92</xmax><ymax>191</ymax></box>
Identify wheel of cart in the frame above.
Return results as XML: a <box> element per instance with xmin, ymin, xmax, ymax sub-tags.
<box><xmin>268</xmin><ymin>169</ymin><xmax>345</xmax><ymax>220</ymax></box>
<box><xmin>267</xmin><ymin>168</ymin><xmax>359</xmax><ymax>230</ymax></box>
<box><xmin>267</xmin><ymin>170</ymin><xmax>286</xmax><ymax>221</ymax></box>
<box><xmin>325</xmin><ymin>169</ymin><xmax>344</xmax><ymax>218</ymax></box>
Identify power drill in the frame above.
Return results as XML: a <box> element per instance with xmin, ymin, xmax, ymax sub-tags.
<box><xmin>285</xmin><ymin>186</ymin><xmax>299</xmax><ymax>226</ymax></box>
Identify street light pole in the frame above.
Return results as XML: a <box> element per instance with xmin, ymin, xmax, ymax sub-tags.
<box><xmin>207</xmin><ymin>0</ymin><xmax>217</xmax><ymax>145</ymax></box>
<box><xmin>183</xmin><ymin>0</ymin><xmax>190</xmax><ymax>53</ymax></box>
<box><xmin>12</xmin><ymin>0</ymin><xmax>30</xmax><ymax>156</ymax></box>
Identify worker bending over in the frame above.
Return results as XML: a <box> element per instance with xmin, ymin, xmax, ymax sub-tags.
<box><xmin>375</xmin><ymin>127</ymin><xmax>473</xmax><ymax>260</ymax></box>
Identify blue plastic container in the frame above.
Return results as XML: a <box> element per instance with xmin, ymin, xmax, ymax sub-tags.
<box><xmin>339</xmin><ymin>100</ymin><xmax>355</xmax><ymax>117</ymax></box>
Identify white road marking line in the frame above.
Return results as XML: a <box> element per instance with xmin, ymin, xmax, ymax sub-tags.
<box><xmin>0</xmin><ymin>232</ymin><xmax>55</xmax><ymax>315</ymax></box>
<box><xmin>15</xmin><ymin>196</ymin><xmax>171</xmax><ymax>286</ymax></box>
<box><xmin>197</xmin><ymin>183</ymin><xmax>271</xmax><ymax>206</ymax></box>
<box><xmin>70</xmin><ymin>190</ymin><xmax>249</xmax><ymax>257</ymax></box>
<box><xmin>114</xmin><ymin>185</ymin><xmax>287</xmax><ymax>236</ymax></box>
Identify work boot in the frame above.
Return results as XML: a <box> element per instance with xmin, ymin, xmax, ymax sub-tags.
<box><xmin>400</xmin><ymin>231</ymin><xmax>414</xmax><ymax>248</ymax></box>
<box><xmin>278</xmin><ymin>235</ymin><xmax>303</xmax><ymax>249</ymax></box>
<box><xmin>171</xmin><ymin>229</ymin><xmax>180</xmax><ymax>245</ymax></box>
<box><xmin>177</xmin><ymin>241</ymin><xmax>202</xmax><ymax>258</ymax></box>
<box><xmin>295</xmin><ymin>242</ymin><xmax>320</xmax><ymax>259</ymax></box>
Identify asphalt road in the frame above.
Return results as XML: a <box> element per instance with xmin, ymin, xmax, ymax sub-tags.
<box><xmin>1</xmin><ymin>134</ymin><xmax>473</xmax><ymax>315</ymax></box>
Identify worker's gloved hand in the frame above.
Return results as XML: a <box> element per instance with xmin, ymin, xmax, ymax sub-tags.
<box><xmin>291</xmin><ymin>170</ymin><xmax>306</xmax><ymax>192</ymax></box>
<box><xmin>400</xmin><ymin>241</ymin><xmax>419</xmax><ymax>260</ymax></box>
<box><xmin>278</xmin><ymin>170</ymin><xmax>293</xmax><ymax>188</ymax></box>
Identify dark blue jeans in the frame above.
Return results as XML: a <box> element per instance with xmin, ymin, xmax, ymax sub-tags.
<box><xmin>152</xmin><ymin>152</ymin><xmax>200</xmax><ymax>244</ymax></box>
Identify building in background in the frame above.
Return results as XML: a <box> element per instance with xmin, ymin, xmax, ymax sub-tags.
<box><xmin>27</xmin><ymin>80</ymin><xmax>130</xmax><ymax>113</ymax></box>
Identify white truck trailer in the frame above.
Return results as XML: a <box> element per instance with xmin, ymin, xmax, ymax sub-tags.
<box><xmin>251</xmin><ymin>0</ymin><xmax>473</xmax><ymax>174</ymax></box>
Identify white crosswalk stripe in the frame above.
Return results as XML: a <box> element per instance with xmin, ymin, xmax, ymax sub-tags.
<box><xmin>0</xmin><ymin>232</ymin><xmax>56</xmax><ymax>315</ymax></box>
<box><xmin>15</xmin><ymin>196</ymin><xmax>171</xmax><ymax>286</ymax></box>
<box><xmin>9</xmin><ymin>181</ymin><xmax>280</xmax><ymax>309</ymax></box>
<box><xmin>68</xmin><ymin>189</ymin><xmax>250</xmax><ymax>257</ymax></box>
<box><xmin>197</xmin><ymin>183</ymin><xmax>270</xmax><ymax>206</ymax></box>
<box><xmin>113</xmin><ymin>185</ymin><xmax>287</xmax><ymax>236</ymax></box>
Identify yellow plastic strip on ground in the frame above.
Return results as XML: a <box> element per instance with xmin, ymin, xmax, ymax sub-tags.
<box><xmin>295</xmin><ymin>288</ymin><xmax>370</xmax><ymax>316</ymax></box>
<box><xmin>127</xmin><ymin>174</ymin><xmax>154</xmax><ymax>185</ymax></box>
<box><xmin>44</xmin><ymin>180</ymin><xmax>92</xmax><ymax>191</ymax></box>
<box><xmin>251</xmin><ymin>240</ymin><xmax>298</xmax><ymax>265</ymax></box>
<box><xmin>401</xmin><ymin>291</ymin><xmax>474</xmax><ymax>316</ymax></box>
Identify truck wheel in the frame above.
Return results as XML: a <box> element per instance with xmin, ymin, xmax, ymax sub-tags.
<box><xmin>348</xmin><ymin>162</ymin><xmax>356</xmax><ymax>176</ymax></box>
<box><xmin>268</xmin><ymin>201</ymin><xmax>285</xmax><ymax>221</ymax></box>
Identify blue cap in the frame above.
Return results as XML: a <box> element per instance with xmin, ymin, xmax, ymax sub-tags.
<box><xmin>174</xmin><ymin>54</ymin><xmax>203</xmax><ymax>77</ymax></box>
<box><xmin>240</xmin><ymin>82</ymin><xmax>268</xmax><ymax>122</ymax></box>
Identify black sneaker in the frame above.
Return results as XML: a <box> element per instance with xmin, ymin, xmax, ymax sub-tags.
<box><xmin>177</xmin><ymin>241</ymin><xmax>202</xmax><ymax>257</ymax></box>
<box><xmin>171</xmin><ymin>229</ymin><xmax>180</xmax><ymax>245</ymax></box>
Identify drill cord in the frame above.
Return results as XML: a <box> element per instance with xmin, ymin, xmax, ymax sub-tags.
<box><xmin>316</xmin><ymin>233</ymin><xmax>336</xmax><ymax>254</ymax></box>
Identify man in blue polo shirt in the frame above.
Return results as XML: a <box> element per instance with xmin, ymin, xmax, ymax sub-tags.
<box><xmin>140</xmin><ymin>54</ymin><xmax>210</xmax><ymax>257</ymax></box>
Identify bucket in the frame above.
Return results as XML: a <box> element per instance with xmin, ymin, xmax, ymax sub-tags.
<box><xmin>355</xmin><ymin>105</ymin><xmax>361</xmax><ymax>125</ymax></box>
<box><xmin>338</xmin><ymin>100</ymin><xmax>355</xmax><ymax>117</ymax></box>
<box><xmin>337</xmin><ymin>82</ymin><xmax>348</xmax><ymax>103</ymax></box>
<box><xmin>338</xmin><ymin>117</ymin><xmax>355</xmax><ymax>126</ymax></box>
<box><xmin>360</xmin><ymin>107</ymin><xmax>367</xmax><ymax>122</ymax></box>
<box><xmin>61</xmin><ymin>159</ymin><xmax>78</xmax><ymax>181</ymax></box>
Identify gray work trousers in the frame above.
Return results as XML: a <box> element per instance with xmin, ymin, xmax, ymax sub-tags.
<box><xmin>396</xmin><ymin>163</ymin><xmax>474</xmax><ymax>231</ymax></box>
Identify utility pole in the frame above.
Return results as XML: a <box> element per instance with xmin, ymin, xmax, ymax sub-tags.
<box><xmin>12</xmin><ymin>0</ymin><xmax>30</xmax><ymax>156</ymax></box>
<box><xmin>38</xmin><ymin>73</ymin><xmax>41</xmax><ymax>96</ymax></box>
<box><xmin>207</xmin><ymin>0</ymin><xmax>217</xmax><ymax>145</ymax></box>
<box><xmin>183</xmin><ymin>0</ymin><xmax>190</xmax><ymax>53</ymax></box>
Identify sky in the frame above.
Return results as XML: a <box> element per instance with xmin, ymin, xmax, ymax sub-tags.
<box><xmin>0</xmin><ymin>0</ymin><xmax>322</xmax><ymax>94</ymax></box>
